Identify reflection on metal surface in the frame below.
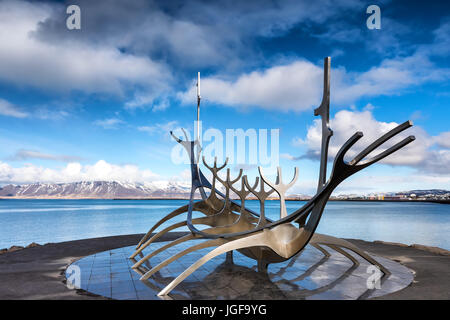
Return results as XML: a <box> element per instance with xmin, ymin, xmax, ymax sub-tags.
<box><xmin>69</xmin><ymin>243</ymin><xmax>414</xmax><ymax>300</ymax></box>
<box><xmin>130</xmin><ymin>57</ymin><xmax>415</xmax><ymax>297</ymax></box>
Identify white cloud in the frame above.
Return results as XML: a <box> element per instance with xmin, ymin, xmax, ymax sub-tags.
<box><xmin>280</xmin><ymin>153</ymin><xmax>296</xmax><ymax>161</ymax></box>
<box><xmin>178</xmin><ymin>60</ymin><xmax>323</xmax><ymax>111</ymax></box>
<box><xmin>33</xmin><ymin>0</ymin><xmax>364</xmax><ymax>70</ymax></box>
<box><xmin>434</xmin><ymin>132</ymin><xmax>450</xmax><ymax>149</ymax></box>
<box><xmin>178</xmin><ymin>55</ymin><xmax>449</xmax><ymax>112</ymax></box>
<box><xmin>177</xmin><ymin>169</ymin><xmax>191</xmax><ymax>182</ymax></box>
<box><xmin>0</xmin><ymin>0</ymin><xmax>364</xmax><ymax>108</ymax></box>
<box><xmin>125</xmin><ymin>94</ymin><xmax>171</xmax><ymax>111</ymax></box>
<box><xmin>0</xmin><ymin>0</ymin><xmax>171</xmax><ymax>96</ymax></box>
<box><xmin>0</xmin><ymin>160</ymin><xmax>159</xmax><ymax>184</ymax></box>
<box><xmin>177</xmin><ymin>19</ymin><xmax>450</xmax><ymax>112</ymax></box>
<box><xmin>93</xmin><ymin>118</ymin><xmax>125</xmax><ymax>129</ymax></box>
<box><xmin>0</xmin><ymin>98</ymin><xmax>29</xmax><ymax>118</ymax></box>
<box><xmin>138</xmin><ymin>121</ymin><xmax>179</xmax><ymax>135</ymax></box>
<box><xmin>292</xmin><ymin>109</ymin><xmax>450</xmax><ymax>174</ymax></box>
<box><xmin>333</xmin><ymin>53</ymin><xmax>450</xmax><ymax>104</ymax></box>
<box><xmin>9</xmin><ymin>149</ymin><xmax>82</xmax><ymax>162</ymax></box>
<box><xmin>2</xmin><ymin>0</ymin><xmax>448</xmax><ymax>115</ymax></box>
<box><xmin>0</xmin><ymin>98</ymin><xmax>73</xmax><ymax>120</ymax></box>
<box><xmin>33</xmin><ymin>108</ymin><xmax>69</xmax><ymax>120</ymax></box>
<box><xmin>312</xmin><ymin>24</ymin><xmax>363</xmax><ymax>44</ymax></box>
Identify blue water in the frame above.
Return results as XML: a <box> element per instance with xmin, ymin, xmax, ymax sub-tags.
<box><xmin>0</xmin><ymin>199</ymin><xmax>448</xmax><ymax>249</ymax></box>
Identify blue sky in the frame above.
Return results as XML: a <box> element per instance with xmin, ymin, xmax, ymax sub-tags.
<box><xmin>0</xmin><ymin>0</ymin><xmax>449</xmax><ymax>195</ymax></box>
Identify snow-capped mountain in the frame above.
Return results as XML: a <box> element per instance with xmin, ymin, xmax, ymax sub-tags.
<box><xmin>0</xmin><ymin>181</ymin><xmax>192</xmax><ymax>199</ymax></box>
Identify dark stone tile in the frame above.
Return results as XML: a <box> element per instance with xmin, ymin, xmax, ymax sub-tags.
<box><xmin>91</xmin><ymin>264</ymin><xmax>111</xmax><ymax>271</ymax></box>
<box><xmin>75</xmin><ymin>260</ymin><xmax>94</xmax><ymax>267</ymax></box>
<box><xmin>111</xmin><ymin>272</ymin><xmax>132</xmax><ymax>281</ymax></box>
<box><xmin>87</xmin><ymin>283</ymin><xmax>111</xmax><ymax>297</ymax></box>
<box><xmin>71</xmin><ymin>243</ymin><xmax>414</xmax><ymax>300</ymax></box>
<box><xmin>133</xmin><ymin>279</ymin><xmax>156</xmax><ymax>292</ymax></box>
<box><xmin>90</xmin><ymin>270</ymin><xmax>111</xmax><ymax>278</ymax></box>
<box><xmin>112</xmin><ymin>285</ymin><xmax>136</xmax><ymax>297</ymax></box>
<box><xmin>136</xmin><ymin>289</ymin><xmax>160</xmax><ymax>300</ymax></box>
<box><xmin>113</xmin><ymin>291</ymin><xmax>137</xmax><ymax>300</ymax></box>
<box><xmin>182</xmin><ymin>283</ymin><xmax>216</xmax><ymax>300</ymax></box>
<box><xmin>306</xmin><ymin>289</ymin><xmax>353</xmax><ymax>300</ymax></box>
<box><xmin>89</xmin><ymin>277</ymin><xmax>111</xmax><ymax>285</ymax></box>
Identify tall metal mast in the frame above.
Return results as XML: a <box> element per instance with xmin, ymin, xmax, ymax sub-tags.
<box><xmin>314</xmin><ymin>57</ymin><xmax>333</xmax><ymax>190</ymax></box>
<box><xmin>196</xmin><ymin>72</ymin><xmax>201</xmax><ymax>142</ymax></box>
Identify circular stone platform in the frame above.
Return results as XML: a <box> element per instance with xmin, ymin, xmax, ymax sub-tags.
<box><xmin>65</xmin><ymin>238</ymin><xmax>413</xmax><ymax>300</ymax></box>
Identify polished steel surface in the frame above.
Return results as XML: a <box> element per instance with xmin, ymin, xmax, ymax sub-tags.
<box><xmin>70</xmin><ymin>242</ymin><xmax>414</xmax><ymax>300</ymax></box>
<box><xmin>130</xmin><ymin>57</ymin><xmax>415</xmax><ymax>296</ymax></box>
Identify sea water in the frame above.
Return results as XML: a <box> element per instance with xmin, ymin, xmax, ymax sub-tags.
<box><xmin>0</xmin><ymin>199</ymin><xmax>448</xmax><ymax>249</ymax></box>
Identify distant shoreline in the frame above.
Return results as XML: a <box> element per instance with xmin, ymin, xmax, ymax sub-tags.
<box><xmin>0</xmin><ymin>197</ymin><xmax>448</xmax><ymax>204</ymax></box>
<box><xmin>324</xmin><ymin>199</ymin><xmax>450</xmax><ymax>204</ymax></box>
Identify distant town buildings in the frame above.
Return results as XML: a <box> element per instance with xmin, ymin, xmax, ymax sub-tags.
<box><xmin>327</xmin><ymin>190</ymin><xmax>450</xmax><ymax>202</ymax></box>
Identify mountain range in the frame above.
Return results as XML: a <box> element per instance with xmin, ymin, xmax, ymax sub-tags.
<box><xmin>0</xmin><ymin>181</ymin><xmax>447</xmax><ymax>200</ymax></box>
<box><xmin>0</xmin><ymin>181</ymin><xmax>192</xmax><ymax>199</ymax></box>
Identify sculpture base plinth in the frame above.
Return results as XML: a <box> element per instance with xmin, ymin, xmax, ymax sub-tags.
<box><xmin>66</xmin><ymin>238</ymin><xmax>413</xmax><ymax>300</ymax></box>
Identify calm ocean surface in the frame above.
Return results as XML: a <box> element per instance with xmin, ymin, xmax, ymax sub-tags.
<box><xmin>0</xmin><ymin>199</ymin><xmax>448</xmax><ymax>250</ymax></box>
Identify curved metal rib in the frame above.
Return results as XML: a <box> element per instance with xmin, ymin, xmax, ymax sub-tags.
<box><xmin>135</xmin><ymin>157</ymin><xmax>230</xmax><ymax>252</ymax></box>
<box><xmin>157</xmin><ymin>232</ymin><xmax>270</xmax><ymax>295</ymax></box>
<box><xmin>182</xmin><ymin>119</ymin><xmax>414</xmax><ymax>241</ymax></box>
<box><xmin>259</xmin><ymin>166</ymin><xmax>299</xmax><ymax>218</ymax></box>
<box><xmin>243</xmin><ymin>175</ymin><xmax>274</xmax><ymax>227</ymax></box>
<box><xmin>135</xmin><ymin>204</ymin><xmax>189</xmax><ymax>250</ymax></box>
<box><xmin>132</xmin><ymin>211</ymin><xmax>242</xmax><ymax>266</ymax></box>
<box><xmin>141</xmin><ymin>238</ymin><xmax>228</xmax><ymax>281</ymax></box>
<box><xmin>350</xmin><ymin>120</ymin><xmax>413</xmax><ymax>165</ymax></box>
<box><xmin>131</xmin><ymin>199</ymin><xmax>217</xmax><ymax>258</ymax></box>
<box><xmin>132</xmin><ymin>58</ymin><xmax>415</xmax><ymax>298</ymax></box>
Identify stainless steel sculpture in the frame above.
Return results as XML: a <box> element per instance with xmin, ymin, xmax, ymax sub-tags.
<box><xmin>130</xmin><ymin>57</ymin><xmax>415</xmax><ymax>297</ymax></box>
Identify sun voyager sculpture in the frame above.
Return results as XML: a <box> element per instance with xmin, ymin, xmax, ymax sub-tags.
<box><xmin>129</xmin><ymin>57</ymin><xmax>415</xmax><ymax>297</ymax></box>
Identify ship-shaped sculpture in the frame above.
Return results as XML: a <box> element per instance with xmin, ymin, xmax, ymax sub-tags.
<box><xmin>129</xmin><ymin>57</ymin><xmax>415</xmax><ymax>297</ymax></box>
